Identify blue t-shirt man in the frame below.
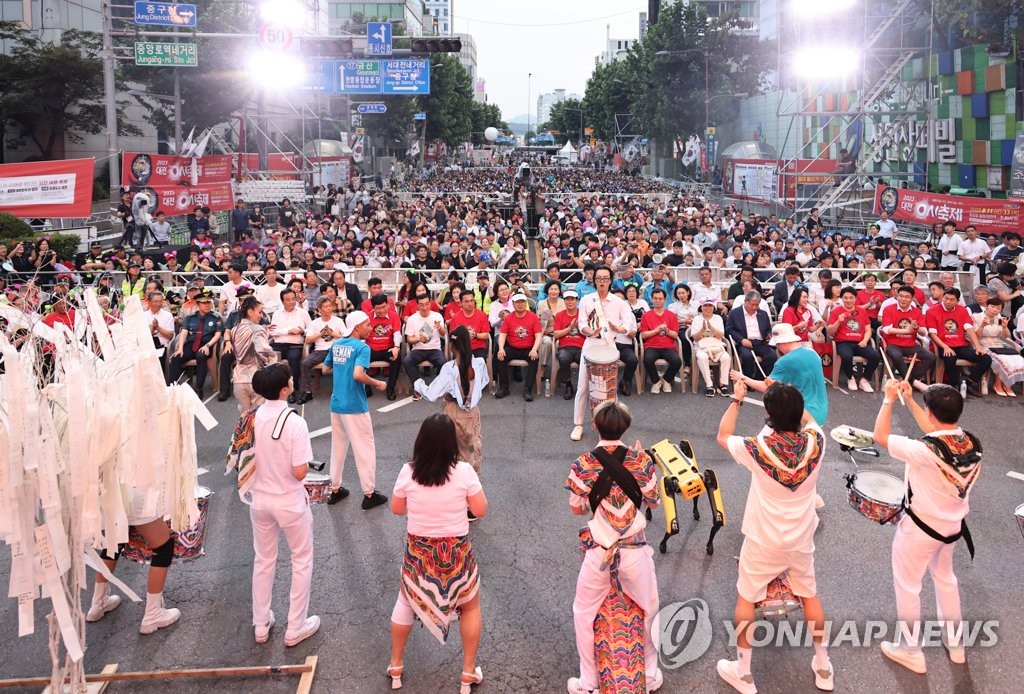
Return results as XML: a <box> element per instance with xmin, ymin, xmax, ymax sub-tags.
<box><xmin>769</xmin><ymin>345</ymin><xmax>829</xmax><ymax>426</ymax></box>
<box><xmin>324</xmin><ymin>336</ymin><xmax>370</xmax><ymax>414</ymax></box>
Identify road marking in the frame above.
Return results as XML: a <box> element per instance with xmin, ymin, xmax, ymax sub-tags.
<box><xmin>196</xmin><ymin>467</ymin><xmax>208</xmax><ymax>477</ymax></box>
<box><xmin>1007</xmin><ymin>471</ymin><xmax>1024</xmax><ymax>482</ymax></box>
<box><xmin>309</xmin><ymin>426</ymin><xmax>331</xmax><ymax>439</ymax></box>
<box><xmin>378</xmin><ymin>397</ymin><xmax>414</xmax><ymax>413</ymax></box>
<box><xmin>203</xmin><ymin>393</ymin><xmax>217</xmax><ymax>406</ymax></box>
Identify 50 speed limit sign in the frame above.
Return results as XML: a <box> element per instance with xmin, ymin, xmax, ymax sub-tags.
<box><xmin>259</xmin><ymin>22</ymin><xmax>293</xmax><ymax>51</ymax></box>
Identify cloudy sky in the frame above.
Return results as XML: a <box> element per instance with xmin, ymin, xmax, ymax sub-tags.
<box><xmin>452</xmin><ymin>1</ymin><xmax>647</xmax><ymax>121</ymax></box>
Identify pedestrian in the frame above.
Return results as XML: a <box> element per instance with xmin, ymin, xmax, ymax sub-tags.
<box><xmin>565</xmin><ymin>400</ymin><xmax>663</xmax><ymax>694</ymax></box>
<box><xmin>321</xmin><ymin>310</ymin><xmax>389</xmax><ymax>509</ymax></box>
<box><xmin>387</xmin><ymin>413</ymin><xmax>488</xmax><ymax>692</ymax></box>
<box><xmin>231</xmin><ymin>295</ymin><xmax>278</xmax><ymax>411</ymax></box>
<box><xmin>414</xmin><ymin>326</ymin><xmax>488</xmax><ymax>475</ymax></box>
<box><xmin>715</xmin><ymin>381</ymin><xmax>833</xmax><ymax>694</ymax></box>
<box><xmin>872</xmin><ymin>380</ymin><xmax>982</xmax><ymax>673</ymax></box>
<box><xmin>247</xmin><ymin>363</ymin><xmax>320</xmax><ymax>647</ymax></box>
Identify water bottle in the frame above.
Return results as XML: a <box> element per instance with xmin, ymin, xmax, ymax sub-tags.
<box><xmin>544</xmin><ymin>378</ymin><xmax>551</xmax><ymax>397</ymax></box>
<box><xmin>959</xmin><ymin>381</ymin><xmax>967</xmax><ymax>398</ymax></box>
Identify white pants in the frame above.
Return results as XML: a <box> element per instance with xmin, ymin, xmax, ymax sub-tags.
<box><xmin>572</xmin><ymin>545</ymin><xmax>660</xmax><ymax>689</ymax></box>
<box><xmin>330</xmin><ymin>412</ymin><xmax>377</xmax><ymax>496</ymax></box>
<box><xmin>891</xmin><ymin>516</ymin><xmax>963</xmax><ymax>651</ymax></box>
<box><xmin>696</xmin><ymin>348</ymin><xmax>732</xmax><ymax>387</ymax></box>
<box><xmin>250</xmin><ymin>495</ymin><xmax>313</xmax><ymax>633</ymax></box>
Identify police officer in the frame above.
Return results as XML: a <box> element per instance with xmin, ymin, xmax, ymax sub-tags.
<box><xmin>169</xmin><ymin>290</ymin><xmax>224</xmax><ymax>396</ymax></box>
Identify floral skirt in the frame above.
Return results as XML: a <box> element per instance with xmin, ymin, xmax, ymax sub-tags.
<box><xmin>400</xmin><ymin>534</ymin><xmax>479</xmax><ymax>644</ymax></box>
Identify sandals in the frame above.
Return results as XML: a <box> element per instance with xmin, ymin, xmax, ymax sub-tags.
<box><xmin>386</xmin><ymin>664</ymin><xmax>403</xmax><ymax>690</ymax></box>
<box><xmin>459</xmin><ymin>666</ymin><xmax>483</xmax><ymax>694</ymax></box>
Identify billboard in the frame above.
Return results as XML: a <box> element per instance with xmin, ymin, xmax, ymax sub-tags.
<box><xmin>122</xmin><ymin>152</ymin><xmax>233</xmax><ymax>188</ymax></box>
<box><xmin>0</xmin><ymin>158</ymin><xmax>95</xmax><ymax>218</ymax></box>
<box><xmin>874</xmin><ymin>185</ymin><xmax>1024</xmax><ymax>234</ymax></box>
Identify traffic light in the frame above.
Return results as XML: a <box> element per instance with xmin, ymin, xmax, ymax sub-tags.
<box><xmin>410</xmin><ymin>37</ymin><xmax>462</xmax><ymax>55</ymax></box>
<box><xmin>299</xmin><ymin>38</ymin><xmax>354</xmax><ymax>58</ymax></box>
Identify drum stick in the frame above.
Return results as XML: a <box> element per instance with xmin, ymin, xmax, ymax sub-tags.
<box><xmin>729</xmin><ymin>335</ymin><xmax>769</xmax><ymax>380</ymax></box>
<box><xmin>878</xmin><ymin>349</ymin><xmax>905</xmax><ymax>405</ymax></box>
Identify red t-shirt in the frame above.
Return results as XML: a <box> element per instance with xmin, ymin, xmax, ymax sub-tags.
<box><xmin>892</xmin><ymin>285</ymin><xmax>926</xmax><ymax>306</ymax></box>
<box><xmin>402</xmin><ymin>298</ymin><xmax>441</xmax><ymax>319</ymax></box>
<box><xmin>448</xmin><ymin>308</ymin><xmax>490</xmax><ymax>352</ymax></box>
<box><xmin>856</xmin><ymin>288</ymin><xmax>885</xmax><ymax>320</ymax></box>
<box><xmin>881</xmin><ymin>304</ymin><xmax>924</xmax><ymax>348</ymax></box>
<box><xmin>361</xmin><ymin>295</ymin><xmax>396</xmax><ymax>315</ymax></box>
<box><xmin>924</xmin><ymin>303</ymin><xmax>972</xmax><ymax>348</ymax></box>
<box><xmin>830</xmin><ymin>306</ymin><xmax>868</xmax><ymax>343</ymax></box>
<box><xmin>366</xmin><ymin>312</ymin><xmax>400</xmax><ymax>352</ymax></box>
<box><xmin>640</xmin><ymin>309</ymin><xmax>679</xmax><ymax>350</ymax></box>
<box><xmin>554</xmin><ymin>310</ymin><xmax>585</xmax><ymax>349</ymax></box>
<box><xmin>500</xmin><ymin>310</ymin><xmax>541</xmax><ymax>349</ymax></box>
<box><xmin>781</xmin><ymin>305</ymin><xmax>815</xmax><ymax>341</ymax></box>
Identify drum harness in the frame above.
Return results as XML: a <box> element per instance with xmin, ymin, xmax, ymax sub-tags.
<box><xmin>585</xmin><ymin>446</ymin><xmax>647</xmax><ymax>577</ymax></box>
<box><xmin>900</xmin><ymin>433</ymin><xmax>983</xmax><ymax>560</ymax></box>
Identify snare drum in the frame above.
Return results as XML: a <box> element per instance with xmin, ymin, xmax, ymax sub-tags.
<box><xmin>755</xmin><ymin>572</ymin><xmax>802</xmax><ymax>619</ymax></box>
<box><xmin>847</xmin><ymin>471</ymin><xmax>904</xmax><ymax>525</ymax></box>
<box><xmin>1015</xmin><ymin>503</ymin><xmax>1024</xmax><ymax>542</ymax></box>
<box><xmin>304</xmin><ymin>473</ymin><xmax>332</xmax><ymax>503</ymax></box>
<box><xmin>585</xmin><ymin>345</ymin><xmax>619</xmax><ymax>414</ymax></box>
<box><xmin>124</xmin><ymin>486</ymin><xmax>212</xmax><ymax>564</ymax></box>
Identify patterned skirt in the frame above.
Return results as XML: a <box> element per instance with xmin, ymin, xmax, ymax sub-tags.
<box><xmin>400</xmin><ymin>534</ymin><xmax>480</xmax><ymax>644</ymax></box>
<box><xmin>441</xmin><ymin>398</ymin><xmax>483</xmax><ymax>472</ymax></box>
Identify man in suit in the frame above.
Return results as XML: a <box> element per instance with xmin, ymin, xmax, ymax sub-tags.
<box><xmin>772</xmin><ymin>265</ymin><xmax>803</xmax><ymax>316</ymax></box>
<box><xmin>726</xmin><ymin>291</ymin><xmax>778</xmax><ymax>378</ymax></box>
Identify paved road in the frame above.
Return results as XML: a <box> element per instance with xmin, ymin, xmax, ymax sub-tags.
<box><xmin>2</xmin><ymin>380</ymin><xmax>1022</xmax><ymax>693</ymax></box>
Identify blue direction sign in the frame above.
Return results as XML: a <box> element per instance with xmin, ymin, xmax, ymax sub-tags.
<box><xmin>382</xmin><ymin>58</ymin><xmax>430</xmax><ymax>95</ymax></box>
<box><xmin>413</xmin><ymin>112</ymin><xmax>426</xmax><ymax>121</ymax></box>
<box><xmin>337</xmin><ymin>60</ymin><xmax>382</xmax><ymax>94</ymax></box>
<box><xmin>357</xmin><ymin>103</ymin><xmax>387</xmax><ymax>114</ymax></box>
<box><xmin>366</xmin><ymin>22</ymin><xmax>392</xmax><ymax>56</ymax></box>
<box><xmin>134</xmin><ymin>2</ymin><xmax>197</xmax><ymax>27</ymax></box>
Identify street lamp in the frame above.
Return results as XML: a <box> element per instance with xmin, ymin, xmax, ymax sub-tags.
<box><xmin>527</xmin><ymin>72</ymin><xmax>532</xmax><ymax>144</ymax></box>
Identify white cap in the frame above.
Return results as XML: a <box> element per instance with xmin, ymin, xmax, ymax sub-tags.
<box><xmin>768</xmin><ymin>322</ymin><xmax>801</xmax><ymax>346</ymax></box>
<box><xmin>511</xmin><ymin>293</ymin><xmax>529</xmax><ymax>302</ymax></box>
<box><xmin>341</xmin><ymin>310</ymin><xmax>369</xmax><ymax>337</ymax></box>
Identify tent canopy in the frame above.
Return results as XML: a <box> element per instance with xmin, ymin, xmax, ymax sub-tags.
<box><xmin>301</xmin><ymin>138</ymin><xmax>352</xmax><ymax>158</ymax></box>
<box><xmin>559</xmin><ymin>141</ymin><xmax>577</xmax><ymax>154</ymax></box>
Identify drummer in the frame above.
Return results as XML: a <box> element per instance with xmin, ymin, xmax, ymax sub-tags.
<box><xmin>716</xmin><ymin>381</ymin><xmax>833</xmax><ymax>694</ymax></box>
<box><xmin>571</xmin><ymin>266</ymin><xmax>634</xmax><ymax>442</ymax></box>
<box><xmin>872</xmin><ymin>380</ymin><xmax>982</xmax><ymax>673</ymax></box>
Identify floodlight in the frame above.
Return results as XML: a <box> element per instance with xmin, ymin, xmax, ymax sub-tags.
<box><xmin>248</xmin><ymin>52</ymin><xmax>307</xmax><ymax>87</ymax></box>
<box><xmin>792</xmin><ymin>47</ymin><xmax>859</xmax><ymax>80</ymax></box>
<box><xmin>790</xmin><ymin>0</ymin><xmax>856</xmax><ymax>18</ymax></box>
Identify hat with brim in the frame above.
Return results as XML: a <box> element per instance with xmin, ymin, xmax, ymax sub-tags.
<box><xmin>341</xmin><ymin>310</ymin><xmax>369</xmax><ymax>337</ymax></box>
<box><xmin>768</xmin><ymin>322</ymin><xmax>801</xmax><ymax>346</ymax></box>
<box><xmin>699</xmin><ymin>298</ymin><xmax>717</xmax><ymax>308</ymax></box>
<box><xmin>511</xmin><ymin>293</ymin><xmax>528</xmax><ymax>302</ymax></box>
<box><xmin>563</xmin><ymin>290</ymin><xmax>579</xmax><ymax>299</ymax></box>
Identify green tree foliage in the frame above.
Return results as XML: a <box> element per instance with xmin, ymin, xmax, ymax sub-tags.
<box><xmin>0</xmin><ymin>212</ymin><xmax>33</xmax><ymax>237</ymax></box>
<box><xmin>921</xmin><ymin>0</ymin><xmax>1021</xmax><ymax>52</ymax></box>
<box><xmin>418</xmin><ymin>54</ymin><xmax>474</xmax><ymax>146</ymax></box>
<box><xmin>538</xmin><ymin>98</ymin><xmax>585</xmax><ymax>144</ymax></box>
<box><xmin>469</xmin><ymin>101</ymin><xmax>508</xmax><ymax>145</ymax></box>
<box><xmin>119</xmin><ymin>0</ymin><xmax>259</xmax><ymax>135</ymax></box>
<box><xmin>0</xmin><ymin>23</ymin><xmax>141</xmax><ymax>160</ymax></box>
<box><xmin>580</xmin><ymin>60</ymin><xmax>632</xmax><ymax>141</ymax></box>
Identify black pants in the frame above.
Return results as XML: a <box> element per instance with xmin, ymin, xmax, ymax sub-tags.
<box><xmin>736</xmin><ymin>340</ymin><xmax>777</xmax><ymax>378</ymax></box>
<box><xmin>883</xmin><ymin>343</ymin><xmax>935</xmax><ymax>382</ymax></box>
<box><xmin>403</xmin><ymin>348</ymin><xmax>445</xmax><ymax>384</ymax></box>
<box><xmin>555</xmin><ymin>345</ymin><xmax>582</xmax><ymax>385</ymax></box>
<box><xmin>273</xmin><ymin>343</ymin><xmax>304</xmax><ymax>391</ymax></box>
<box><xmin>218</xmin><ymin>350</ymin><xmax>235</xmax><ymax>395</ymax></box>
<box><xmin>836</xmin><ymin>341</ymin><xmax>881</xmax><ymax>380</ymax></box>
<box><xmin>496</xmin><ymin>345</ymin><xmax>538</xmax><ymax>389</ymax></box>
<box><xmin>616</xmin><ymin>342</ymin><xmax>639</xmax><ymax>384</ymax></box>
<box><xmin>169</xmin><ymin>342</ymin><xmax>212</xmax><ymax>391</ymax></box>
<box><xmin>643</xmin><ymin>347</ymin><xmax>682</xmax><ymax>384</ymax></box>
<box><xmin>369</xmin><ymin>348</ymin><xmax>401</xmax><ymax>391</ymax></box>
<box><xmin>940</xmin><ymin>345</ymin><xmax>992</xmax><ymax>386</ymax></box>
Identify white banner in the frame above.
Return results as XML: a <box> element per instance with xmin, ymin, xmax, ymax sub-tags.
<box><xmin>732</xmin><ymin>162</ymin><xmax>776</xmax><ymax>202</ymax></box>
<box><xmin>0</xmin><ymin>173</ymin><xmax>77</xmax><ymax>206</ymax></box>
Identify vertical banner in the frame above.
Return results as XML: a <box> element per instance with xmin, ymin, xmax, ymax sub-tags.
<box><xmin>1010</xmin><ymin>132</ymin><xmax>1024</xmax><ymax>198</ymax></box>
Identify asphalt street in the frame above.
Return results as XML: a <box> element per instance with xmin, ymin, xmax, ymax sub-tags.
<box><xmin>2</xmin><ymin>377</ymin><xmax>1023</xmax><ymax>693</ymax></box>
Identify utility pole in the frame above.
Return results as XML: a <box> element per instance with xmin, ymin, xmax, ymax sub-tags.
<box><xmin>102</xmin><ymin>1</ymin><xmax>119</xmax><ymax>196</ymax></box>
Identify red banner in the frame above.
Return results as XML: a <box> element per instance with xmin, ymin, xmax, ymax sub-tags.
<box><xmin>149</xmin><ymin>182</ymin><xmax>235</xmax><ymax>214</ymax></box>
<box><xmin>874</xmin><ymin>185</ymin><xmax>1024</xmax><ymax>234</ymax></box>
<box><xmin>0</xmin><ymin>158</ymin><xmax>95</xmax><ymax>218</ymax></box>
<box><xmin>122</xmin><ymin>152</ymin><xmax>234</xmax><ymax>187</ymax></box>
<box><xmin>234</xmin><ymin>153</ymin><xmax>300</xmax><ymax>180</ymax></box>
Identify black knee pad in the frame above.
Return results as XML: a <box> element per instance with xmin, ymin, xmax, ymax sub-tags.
<box><xmin>150</xmin><ymin>538</ymin><xmax>175</xmax><ymax>567</ymax></box>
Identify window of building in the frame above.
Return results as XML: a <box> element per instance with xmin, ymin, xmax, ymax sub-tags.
<box><xmin>0</xmin><ymin>0</ymin><xmax>26</xmax><ymax>23</ymax></box>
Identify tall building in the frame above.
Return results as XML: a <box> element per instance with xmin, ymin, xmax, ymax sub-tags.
<box><xmin>596</xmin><ymin>23</ymin><xmax>636</xmax><ymax>65</ymax></box>
<box><xmin>423</xmin><ymin>0</ymin><xmax>453</xmax><ymax>35</ymax></box>
<box><xmin>536</xmin><ymin>89</ymin><xmax>581</xmax><ymax>128</ymax></box>
<box><xmin>453</xmin><ymin>32</ymin><xmax>478</xmax><ymax>82</ymax></box>
<box><xmin>691</xmin><ymin>0</ymin><xmax>759</xmax><ymax>33</ymax></box>
<box><xmin>328</xmin><ymin>1</ymin><xmax>424</xmax><ymax>36</ymax></box>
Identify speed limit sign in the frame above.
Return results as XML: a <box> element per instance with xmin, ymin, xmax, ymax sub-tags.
<box><xmin>259</xmin><ymin>22</ymin><xmax>293</xmax><ymax>51</ymax></box>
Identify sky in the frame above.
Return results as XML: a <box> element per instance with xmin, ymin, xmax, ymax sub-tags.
<box><xmin>452</xmin><ymin>1</ymin><xmax>647</xmax><ymax>122</ymax></box>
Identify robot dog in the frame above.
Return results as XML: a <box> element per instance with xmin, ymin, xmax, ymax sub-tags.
<box><xmin>646</xmin><ymin>439</ymin><xmax>725</xmax><ymax>555</ymax></box>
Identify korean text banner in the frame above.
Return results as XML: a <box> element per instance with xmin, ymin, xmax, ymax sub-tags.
<box><xmin>0</xmin><ymin>158</ymin><xmax>95</xmax><ymax>218</ymax></box>
<box><xmin>121</xmin><ymin>152</ymin><xmax>233</xmax><ymax>187</ymax></box>
<box><xmin>147</xmin><ymin>182</ymin><xmax>235</xmax><ymax>214</ymax></box>
<box><xmin>874</xmin><ymin>185</ymin><xmax>1024</xmax><ymax>234</ymax></box>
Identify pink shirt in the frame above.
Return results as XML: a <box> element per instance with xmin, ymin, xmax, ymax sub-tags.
<box><xmin>251</xmin><ymin>401</ymin><xmax>313</xmax><ymax>503</ymax></box>
<box><xmin>392</xmin><ymin>462</ymin><xmax>482</xmax><ymax>537</ymax></box>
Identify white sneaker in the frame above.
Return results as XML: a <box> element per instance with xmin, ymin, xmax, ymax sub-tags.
<box><xmin>661</xmin><ymin>379</ymin><xmax>672</xmax><ymax>393</ymax></box>
<box><xmin>880</xmin><ymin>641</ymin><xmax>926</xmax><ymax>674</ymax></box>
<box><xmin>254</xmin><ymin>610</ymin><xmax>275</xmax><ymax>644</ymax></box>
<box><xmin>139</xmin><ymin>594</ymin><xmax>180</xmax><ymax>635</ymax></box>
<box><xmin>285</xmin><ymin>615</ymin><xmax>321</xmax><ymax>647</ymax></box>
<box><xmin>651</xmin><ymin>380</ymin><xmax>662</xmax><ymax>394</ymax></box>
<box><xmin>570</xmin><ymin>425</ymin><xmax>584</xmax><ymax>442</ymax></box>
<box><xmin>812</xmin><ymin>657</ymin><xmax>834</xmax><ymax>691</ymax></box>
<box><xmin>815</xmin><ymin>493</ymin><xmax>825</xmax><ymax>510</ymax></box>
<box><xmin>647</xmin><ymin>668</ymin><xmax>664</xmax><ymax>691</ymax></box>
<box><xmin>566</xmin><ymin>678</ymin><xmax>596</xmax><ymax>694</ymax></box>
<box><xmin>847</xmin><ymin>377</ymin><xmax>858</xmax><ymax>391</ymax></box>
<box><xmin>716</xmin><ymin>659</ymin><xmax>757</xmax><ymax>694</ymax></box>
<box><xmin>86</xmin><ymin>585</ymin><xmax>121</xmax><ymax>622</ymax></box>
<box><xmin>859</xmin><ymin>378</ymin><xmax>875</xmax><ymax>393</ymax></box>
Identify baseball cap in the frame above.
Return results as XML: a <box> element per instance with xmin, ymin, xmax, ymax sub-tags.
<box><xmin>511</xmin><ymin>293</ymin><xmax>528</xmax><ymax>302</ymax></box>
<box><xmin>341</xmin><ymin>310</ymin><xmax>369</xmax><ymax>337</ymax></box>
<box><xmin>563</xmin><ymin>290</ymin><xmax>579</xmax><ymax>299</ymax></box>
<box><xmin>699</xmin><ymin>298</ymin><xmax>717</xmax><ymax>307</ymax></box>
<box><xmin>768</xmin><ymin>323</ymin><xmax>801</xmax><ymax>346</ymax></box>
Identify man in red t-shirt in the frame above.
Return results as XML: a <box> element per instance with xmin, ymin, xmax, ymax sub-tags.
<box><xmin>495</xmin><ymin>293</ymin><xmax>541</xmax><ymax>401</ymax></box>
<box><xmin>448</xmin><ymin>291</ymin><xmax>490</xmax><ymax>358</ymax></box>
<box><xmin>366</xmin><ymin>294</ymin><xmax>402</xmax><ymax>399</ymax></box>
<box><xmin>924</xmin><ymin>287</ymin><xmax>991</xmax><ymax>396</ymax></box>
<box><xmin>360</xmin><ymin>277</ymin><xmax>396</xmax><ymax>316</ymax></box>
<box><xmin>856</xmin><ymin>274</ymin><xmax>885</xmax><ymax>331</ymax></box>
<box><xmin>827</xmin><ymin>286</ymin><xmax>881</xmax><ymax>392</ymax></box>
<box><xmin>879</xmin><ymin>285</ymin><xmax>935</xmax><ymax>388</ymax></box>
<box><xmin>639</xmin><ymin>287</ymin><xmax>682</xmax><ymax>393</ymax></box>
<box><xmin>552</xmin><ymin>290</ymin><xmax>585</xmax><ymax>399</ymax></box>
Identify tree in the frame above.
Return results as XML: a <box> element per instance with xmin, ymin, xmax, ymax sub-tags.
<box><xmin>920</xmin><ymin>0</ymin><xmax>1022</xmax><ymax>52</ymax></box>
<box><xmin>0</xmin><ymin>23</ymin><xmax>141</xmax><ymax>160</ymax></box>
<box><xmin>418</xmin><ymin>54</ymin><xmax>474</xmax><ymax>146</ymax></box>
<box><xmin>469</xmin><ymin>101</ymin><xmax>508</xmax><ymax>145</ymax></box>
<box><xmin>539</xmin><ymin>98</ymin><xmax>584</xmax><ymax>144</ymax></box>
<box><xmin>119</xmin><ymin>0</ymin><xmax>260</xmax><ymax>136</ymax></box>
<box><xmin>580</xmin><ymin>60</ymin><xmax>632</xmax><ymax>141</ymax></box>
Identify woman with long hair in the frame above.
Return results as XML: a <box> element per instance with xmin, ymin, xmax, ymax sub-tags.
<box><xmin>414</xmin><ymin>326</ymin><xmax>488</xmax><ymax>473</ymax></box>
<box><xmin>782</xmin><ymin>286</ymin><xmax>824</xmax><ymax>344</ymax></box>
<box><xmin>388</xmin><ymin>413</ymin><xmax>488</xmax><ymax>693</ymax></box>
<box><xmin>232</xmin><ymin>295</ymin><xmax>278</xmax><ymax>410</ymax></box>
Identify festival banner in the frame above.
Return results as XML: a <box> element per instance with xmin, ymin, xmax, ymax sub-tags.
<box><xmin>874</xmin><ymin>184</ymin><xmax>1024</xmax><ymax>234</ymax></box>
<box><xmin>147</xmin><ymin>182</ymin><xmax>235</xmax><ymax>214</ymax></box>
<box><xmin>0</xmin><ymin>158</ymin><xmax>95</xmax><ymax>218</ymax></box>
<box><xmin>234</xmin><ymin>153</ymin><xmax>301</xmax><ymax>180</ymax></box>
<box><xmin>121</xmin><ymin>152</ymin><xmax>233</xmax><ymax>187</ymax></box>
<box><xmin>1009</xmin><ymin>132</ymin><xmax>1024</xmax><ymax>199</ymax></box>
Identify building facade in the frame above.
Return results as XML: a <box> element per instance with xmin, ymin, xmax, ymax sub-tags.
<box><xmin>423</xmin><ymin>0</ymin><xmax>452</xmax><ymax>35</ymax></box>
<box><xmin>328</xmin><ymin>1</ymin><xmax>424</xmax><ymax>36</ymax></box>
<box><xmin>536</xmin><ymin>89</ymin><xmax>581</xmax><ymax>129</ymax></box>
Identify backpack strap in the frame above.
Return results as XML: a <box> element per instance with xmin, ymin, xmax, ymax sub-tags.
<box><xmin>271</xmin><ymin>407</ymin><xmax>297</xmax><ymax>441</ymax></box>
<box><xmin>588</xmin><ymin>446</ymin><xmax>644</xmax><ymax>514</ymax></box>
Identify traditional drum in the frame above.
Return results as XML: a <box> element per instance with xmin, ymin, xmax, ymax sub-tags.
<box><xmin>304</xmin><ymin>472</ymin><xmax>332</xmax><ymax>503</ymax></box>
<box><xmin>1015</xmin><ymin>503</ymin><xmax>1024</xmax><ymax>542</ymax></box>
<box><xmin>755</xmin><ymin>572</ymin><xmax>802</xmax><ymax>619</ymax></box>
<box><xmin>124</xmin><ymin>486</ymin><xmax>212</xmax><ymax>563</ymax></box>
<box><xmin>585</xmin><ymin>343</ymin><xmax>620</xmax><ymax>415</ymax></box>
<box><xmin>845</xmin><ymin>471</ymin><xmax>904</xmax><ymax>525</ymax></box>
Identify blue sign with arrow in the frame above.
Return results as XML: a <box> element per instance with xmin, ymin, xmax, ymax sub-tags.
<box><xmin>357</xmin><ymin>103</ymin><xmax>387</xmax><ymax>114</ymax></box>
<box><xmin>366</xmin><ymin>22</ymin><xmax>392</xmax><ymax>56</ymax></box>
<box><xmin>134</xmin><ymin>2</ymin><xmax>197</xmax><ymax>27</ymax></box>
<box><xmin>382</xmin><ymin>59</ymin><xmax>430</xmax><ymax>95</ymax></box>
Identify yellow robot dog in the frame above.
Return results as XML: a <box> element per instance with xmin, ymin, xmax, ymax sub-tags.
<box><xmin>646</xmin><ymin>439</ymin><xmax>725</xmax><ymax>555</ymax></box>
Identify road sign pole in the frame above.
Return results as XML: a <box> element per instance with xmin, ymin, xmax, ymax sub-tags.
<box><xmin>102</xmin><ymin>0</ymin><xmax>119</xmax><ymax>196</ymax></box>
<box><xmin>173</xmin><ymin>36</ymin><xmax>181</xmax><ymax>151</ymax></box>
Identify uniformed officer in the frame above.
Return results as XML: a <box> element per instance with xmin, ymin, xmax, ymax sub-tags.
<box><xmin>169</xmin><ymin>290</ymin><xmax>224</xmax><ymax>396</ymax></box>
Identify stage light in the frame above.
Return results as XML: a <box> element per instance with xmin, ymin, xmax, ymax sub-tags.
<box><xmin>790</xmin><ymin>0</ymin><xmax>856</xmax><ymax>18</ymax></box>
<box><xmin>248</xmin><ymin>52</ymin><xmax>307</xmax><ymax>87</ymax></box>
<box><xmin>792</xmin><ymin>47</ymin><xmax>860</xmax><ymax>80</ymax></box>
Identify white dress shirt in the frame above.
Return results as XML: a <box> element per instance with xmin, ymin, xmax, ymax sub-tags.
<box><xmin>270</xmin><ymin>306</ymin><xmax>311</xmax><ymax>345</ymax></box>
<box><xmin>577</xmin><ymin>291</ymin><xmax>632</xmax><ymax>358</ymax></box>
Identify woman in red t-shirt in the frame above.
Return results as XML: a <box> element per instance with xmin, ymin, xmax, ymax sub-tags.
<box><xmin>826</xmin><ymin>287</ymin><xmax>881</xmax><ymax>392</ymax></box>
<box><xmin>781</xmin><ymin>286</ymin><xmax>824</xmax><ymax>344</ymax></box>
